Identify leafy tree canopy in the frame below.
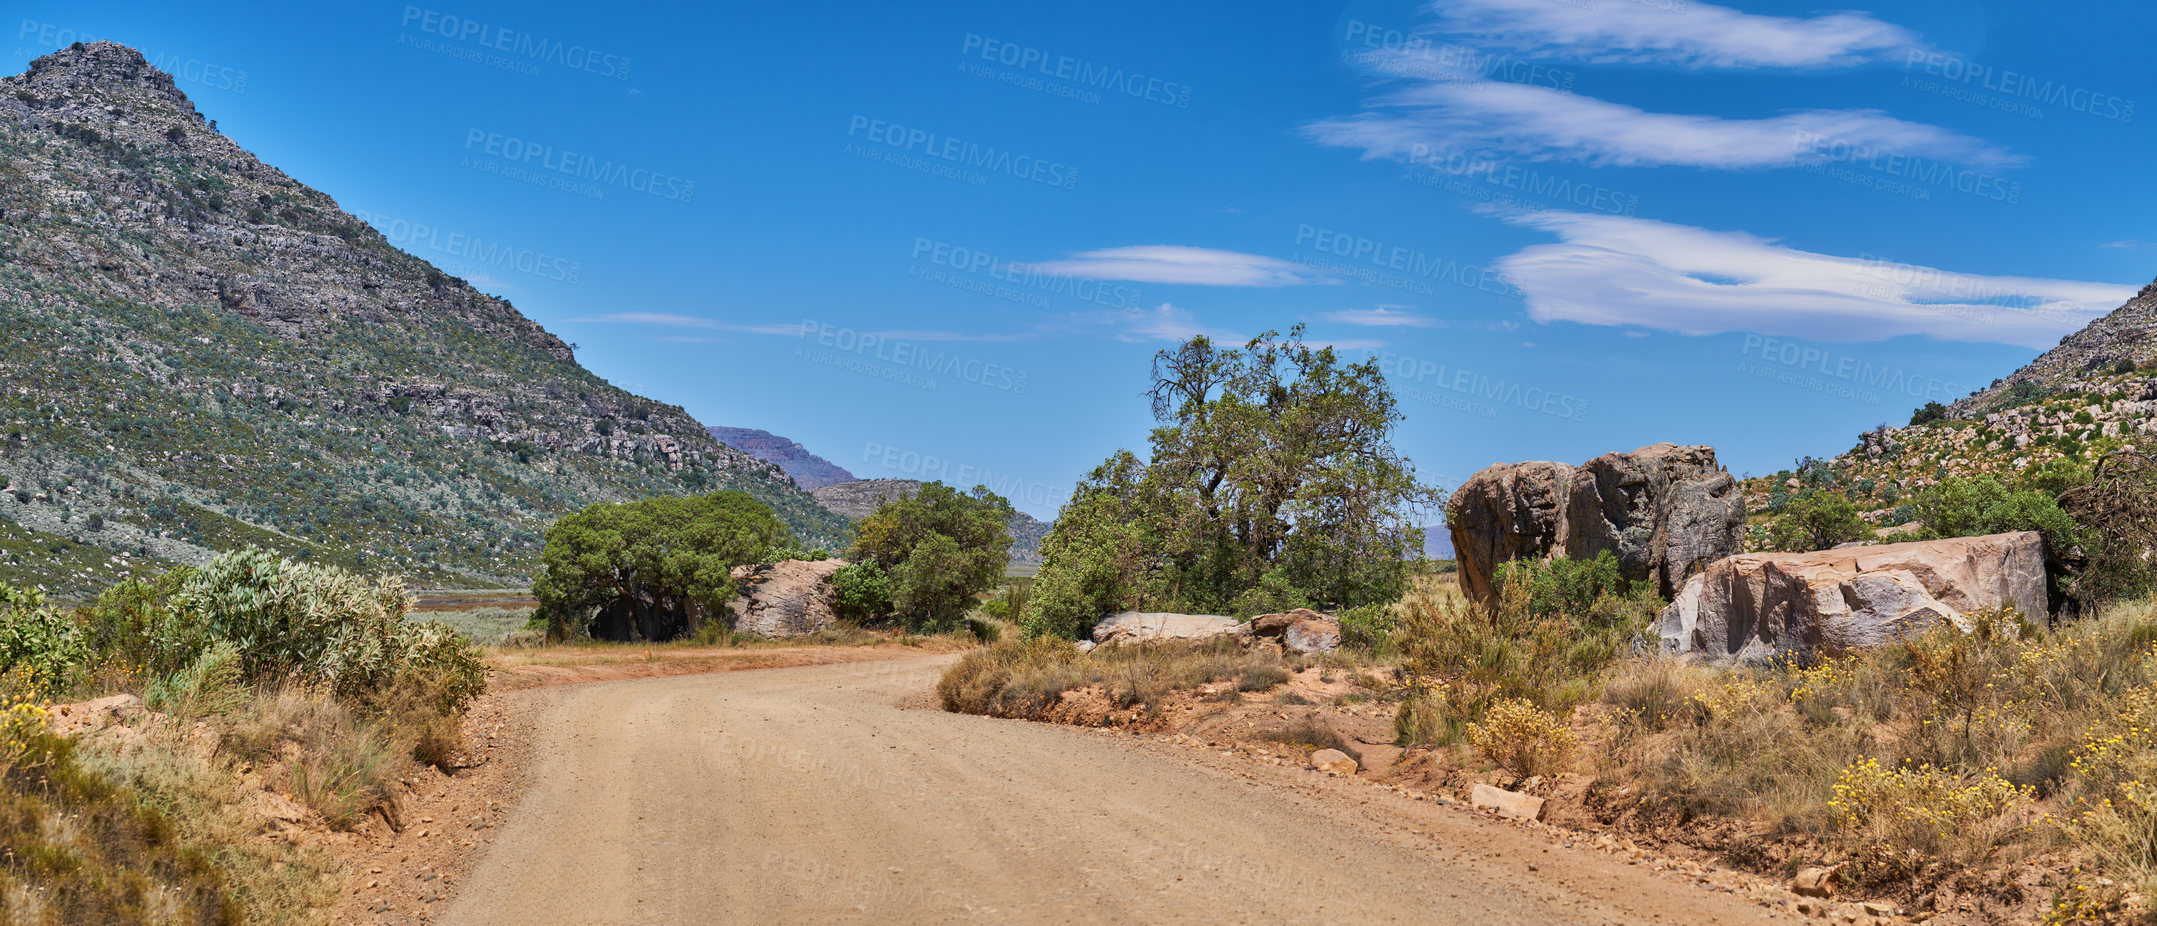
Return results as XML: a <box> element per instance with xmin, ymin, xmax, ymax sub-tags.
<box><xmin>534</xmin><ymin>491</ymin><xmax>789</xmax><ymax>641</ymax></box>
<box><xmin>1023</xmin><ymin>326</ymin><xmax>1438</xmax><ymax>638</ymax></box>
<box><xmin>848</xmin><ymin>482</ymin><xmax>1013</xmax><ymax>631</ymax></box>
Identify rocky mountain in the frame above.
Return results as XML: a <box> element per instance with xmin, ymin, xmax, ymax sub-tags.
<box><xmin>706</xmin><ymin>427</ymin><xmax>855</xmax><ymax>490</ymax></box>
<box><xmin>0</xmin><ymin>42</ymin><xmax>848</xmax><ymax>595</ymax></box>
<box><xmin>1740</xmin><ymin>276</ymin><xmax>2157</xmax><ymax>540</ymax></box>
<box><xmin>811</xmin><ymin>478</ymin><xmax>1050</xmax><ymax>566</ymax></box>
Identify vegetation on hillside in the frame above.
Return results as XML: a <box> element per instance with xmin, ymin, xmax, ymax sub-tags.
<box><xmin>0</xmin><ymin>43</ymin><xmax>846</xmax><ymax>593</ymax></box>
<box><xmin>1022</xmin><ymin>327</ymin><xmax>1438</xmax><ymax>639</ymax></box>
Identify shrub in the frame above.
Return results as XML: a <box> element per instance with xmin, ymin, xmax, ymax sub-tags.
<box><xmin>145</xmin><ymin>640</ymin><xmax>246</xmax><ymax>718</ymax></box>
<box><xmin>174</xmin><ymin>549</ymin><xmax>484</xmax><ymax>708</ymax></box>
<box><xmin>0</xmin><ymin>700</ymin><xmax>239</xmax><ymax>922</ymax></box>
<box><xmin>939</xmin><ymin>637</ymin><xmax>1293</xmax><ymax>719</ymax></box>
<box><xmin>2060</xmin><ymin>451</ymin><xmax>2157</xmax><ymax>610</ymax></box>
<box><xmin>1769</xmin><ymin>490</ymin><xmax>1870</xmax><ymax>552</ymax></box>
<box><xmin>1828</xmin><ymin>758</ymin><xmax>2031</xmax><ymax>881</ymax></box>
<box><xmin>1912</xmin><ymin>475</ymin><xmax>2078</xmax><ymax>556</ymax></box>
<box><xmin>0</xmin><ymin>584</ymin><xmax>91</xmax><ymax>696</ymax></box>
<box><xmin>1394</xmin><ymin>553</ymin><xmax>1659</xmax><ymax>744</ymax></box>
<box><xmin>1467</xmin><ymin>697</ymin><xmax>1577</xmax><ymax>778</ymax></box>
<box><xmin>1337</xmin><ymin>602</ymin><xmax>1397</xmax><ymax>655</ymax></box>
<box><xmin>830</xmin><ymin>561</ymin><xmax>893</xmax><ymax>622</ymax></box>
<box><xmin>1909</xmin><ymin>401</ymin><xmax>1948</xmax><ymax>426</ymax></box>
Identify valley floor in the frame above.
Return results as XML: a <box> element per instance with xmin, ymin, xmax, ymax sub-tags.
<box><xmin>403</xmin><ymin>654</ymin><xmax>1787</xmax><ymax>925</ymax></box>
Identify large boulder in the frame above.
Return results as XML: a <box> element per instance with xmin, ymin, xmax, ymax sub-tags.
<box><xmin>1091</xmin><ymin>611</ymin><xmax>1239</xmax><ymax>646</ymax></box>
<box><xmin>1655</xmin><ymin>531</ymin><xmax>2048</xmax><ymax>665</ymax></box>
<box><xmin>1448</xmin><ymin>443</ymin><xmax>1744</xmax><ymax>603</ymax></box>
<box><xmin>1240</xmin><ymin>608</ymin><xmax>1342</xmax><ymax>654</ymax></box>
<box><xmin>726</xmin><ymin>558</ymin><xmax>846</xmax><ymax>637</ymax></box>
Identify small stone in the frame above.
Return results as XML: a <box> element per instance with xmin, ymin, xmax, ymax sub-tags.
<box><xmin>1310</xmin><ymin>748</ymin><xmax>1358</xmax><ymax>776</ymax></box>
<box><xmin>1791</xmin><ymin>866</ymin><xmax>1839</xmax><ymax>898</ymax></box>
<box><xmin>1469</xmin><ymin>783</ymin><xmax>1546</xmax><ymax>822</ymax></box>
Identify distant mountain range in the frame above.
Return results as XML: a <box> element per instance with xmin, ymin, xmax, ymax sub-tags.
<box><xmin>0</xmin><ymin>43</ymin><xmax>847</xmax><ymax>596</ymax></box>
<box><xmin>706</xmin><ymin>427</ymin><xmax>856</xmax><ymax>490</ymax></box>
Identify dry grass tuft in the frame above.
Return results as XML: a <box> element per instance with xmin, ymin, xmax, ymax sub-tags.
<box><xmin>939</xmin><ymin>637</ymin><xmax>1298</xmax><ymax>719</ymax></box>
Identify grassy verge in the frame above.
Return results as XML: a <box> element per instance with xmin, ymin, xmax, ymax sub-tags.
<box><xmin>937</xmin><ymin>636</ymin><xmax>1352</xmax><ymax>720</ymax></box>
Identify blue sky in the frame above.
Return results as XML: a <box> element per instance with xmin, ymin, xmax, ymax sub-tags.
<box><xmin>12</xmin><ymin>0</ymin><xmax>2156</xmax><ymax>518</ymax></box>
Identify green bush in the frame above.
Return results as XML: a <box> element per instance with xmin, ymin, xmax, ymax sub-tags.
<box><xmin>0</xmin><ymin>584</ymin><xmax>91</xmax><ymax>695</ymax></box>
<box><xmin>1912</xmin><ymin>475</ymin><xmax>2078</xmax><ymax>555</ymax></box>
<box><xmin>1337</xmin><ymin>602</ymin><xmax>1398</xmax><ymax>655</ymax></box>
<box><xmin>830</xmin><ymin>561</ymin><xmax>893</xmax><ymax>622</ymax></box>
<box><xmin>1909</xmin><ymin>401</ymin><xmax>1947</xmax><ymax>426</ymax></box>
<box><xmin>1768</xmin><ymin>490</ymin><xmax>1871</xmax><ymax>552</ymax></box>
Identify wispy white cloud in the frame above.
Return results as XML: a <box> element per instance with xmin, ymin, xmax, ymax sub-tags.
<box><xmin>1325</xmin><ymin>306</ymin><xmax>1440</xmax><ymax>327</ymax></box>
<box><xmin>1306</xmin><ymin>80</ymin><xmax>2019</xmax><ymax>171</ymax></box>
<box><xmin>1483</xmin><ymin>208</ymin><xmax>2134</xmax><ymax>348</ymax></box>
<box><xmin>1430</xmin><ymin>0</ymin><xmax>1926</xmax><ymax>69</ymax></box>
<box><xmin>1029</xmin><ymin>246</ymin><xmax>1332</xmax><ymax>286</ymax></box>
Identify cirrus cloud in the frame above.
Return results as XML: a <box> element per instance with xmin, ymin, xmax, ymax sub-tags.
<box><xmin>1484</xmin><ymin>208</ymin><xmax>2135</xmax><ymax>348</ymax></box>
<box><xmin>1026</xmin><ymin>246</ymin><xmax>1333</xmax><ymax>286</ymax></box>
<box><xmin>1431</xmin><ymin>0</ymin><xmax>1926</xmax><ymax>70</ymax></box>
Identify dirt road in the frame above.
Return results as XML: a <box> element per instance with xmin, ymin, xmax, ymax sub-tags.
<box><xmin>442</xmin><ymin>655</ymin><xmax>1775</xmax><ymax>925</ymax></box>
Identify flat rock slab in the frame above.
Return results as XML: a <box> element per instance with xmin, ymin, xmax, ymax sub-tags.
<box><xmin>1470</xmin><ymin>784</ymin><xmax>1546</xmax><ymax>822</ymax></box>
<box><xmin>1656</xmin><ymin>531</ymin><xmax>2047</xmax><ymax>665</ymax></box>
<box><xmin>1092</xmin><ymin>611</ymin><xmax>1238</xmax><ymax>645</ymax></box>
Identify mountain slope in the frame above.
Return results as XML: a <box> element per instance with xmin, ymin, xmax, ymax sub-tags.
<box><xmin>811</xmin><ymin>478</ymin><xmax>1049</xmax><ymax>566</ymax></box>
<box><xmin>0</xmin><ymin>42</ymin><xmax>846</xmax><ymax>594</ymax></box>
<box><xmin>706</xmin><ymin>427</ymin><xmax>856</xmax><ymax>490</ymax></box>
<box><xmin>1738</xmin><ymin>276</ymin><xmax>2157</xmax><ymax>539</ymax></box>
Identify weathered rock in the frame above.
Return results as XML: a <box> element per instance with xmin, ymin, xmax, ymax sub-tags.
<box><xmin>1282</xmin><ymin>619</ymin><xmax>1341</xmax><ymax>655</ymax></box>
<box><xmin>1311</xmin><ymin>748</ymin><xmax>1359</xmax><ymax>776</ymax></box>
<box><xmin>1656</xmin><ymin>532</ymin><xmax>2048</xmax><ymax>665</ymax></box>
<box><xmin>1447</xmin><ymin>460</ymin><xmax>1575</xmax><ymax>603</ymax></box>
<box><xmin>1790</xmin><ymin>866</ymin><xmax>1839</xmax><ymax>898</ymax></box>
<box><xmin>727</xmin><ymin>558</ymin><xmax>846</xmax><ymax>637</ymax></box>
<box><xmin>1448</xmin><ymin>444</ymin><xmax>1744</xmax><ymax>603</ymax></box>
<box><xmin>1241</xmin><ymin>608</ymin><xmax>1343</xmax><ymax>654</ymax></box>
<box><xmin>1469</xmin><ymin>783</ymin><xmax>1546</xmax><ymax>821</ymax></box>
<box><xmin>1091</xmin><ymin>611</ymin><xmax>1239</xmax><ymax>646</ymax></box>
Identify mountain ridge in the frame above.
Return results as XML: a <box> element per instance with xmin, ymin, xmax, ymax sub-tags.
<box><xmin>0</xmin><ymin>42</ymin><xmax>847</xmax><ymax>595</ymax></box>
<box><xmin>706</xmin><ymin>426</ymin><xmax>856</xmax><ymax>490</ymax></box>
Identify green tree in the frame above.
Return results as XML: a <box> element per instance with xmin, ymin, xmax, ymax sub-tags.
<box><xmin>1023</xmin><ymin>327</ymin><xmax>1437</xmax><ymax>637</ymax></box>
<box><xmin>1769</xmin><ymin>491</ymin><xmax>1871</xmax><ymax>552</ymax></box>
<box><xmin>533</xmin><ymin>491</ymin><xmax>790</xmax><ymax>641</ymax></box>
<box><xmin>847</xmin><ymin>482</ymin><xmax>1013</xmax><ymax>632</ymax></box>
<box><xmin>1908</xmin><ymin>401</ymin><xmax>1948</xmax><ymax>426</ymax></box>
<box><xmin>1912</xmin><ymin>475</ymin><xmax>2077</xmax><ymax>554</ymax></box>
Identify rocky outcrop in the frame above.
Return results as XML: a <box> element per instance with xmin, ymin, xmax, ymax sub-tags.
<box><xmin>1239</xmin><ymin>608</ymin><xmax>1342</xmax><ymax>654</ymax></box>
<box><xmin>1654</xmin><ymin>531</ymin><xmax>2048</xmax><ymax>665</ymax></box>
<box><xmin>1091</xmin><ymin>611</ymin><xmax>1239</xmax><ymax>646</ymax></box>
<box><xmin>727</xmin><ymin>559</ymin><xmax>846</xmax><ymax>637</ymax></box>
<box><xmin>1448</xmin><ymin>444</ymin><xmax>1745</xmax><ymax>602</ymax></box>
